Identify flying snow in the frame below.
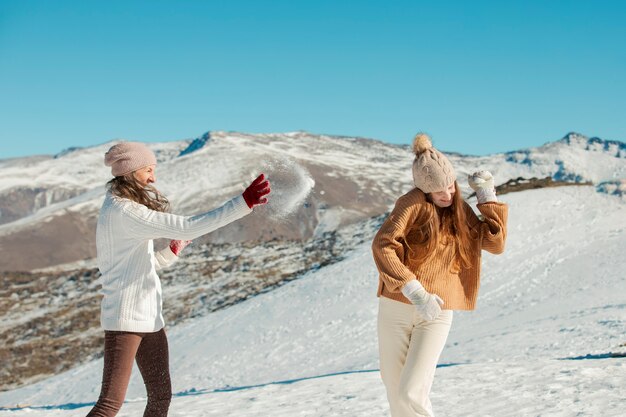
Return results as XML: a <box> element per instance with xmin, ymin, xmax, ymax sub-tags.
<box><xmin>256</xmin><ymin>157</ymin><xmax>315</xmax><ymax>221</ymax></box>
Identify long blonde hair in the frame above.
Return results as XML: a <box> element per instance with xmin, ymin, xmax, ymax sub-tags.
<box><xmin>411</xmin><ymin>182</ymin><xmax>473</xmax><ymax>270</ymax></box>
<box><xmin>106</xmin><ymin>174</ymin><xmax>170</xmax><ymax>213</ymax></box>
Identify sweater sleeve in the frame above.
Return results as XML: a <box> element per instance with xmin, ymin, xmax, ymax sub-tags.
<box><xmin>121</xmin><ymin>195</ymin><xmax>252</xmax><ymax>241</ymax></box>
<box><xmin>154</xmin><ymin>245</ymin><xmax>178</xmax><ymax>271</ymax></box>
<box><xmin>475</xmin><ymin>202</ymin><xmax>508</xmax><ymax>254</ymax></box>
<box><xmin>372</xmin><ymin>191</ymin><xmax>423</xmax><ymax>293</ymax></box>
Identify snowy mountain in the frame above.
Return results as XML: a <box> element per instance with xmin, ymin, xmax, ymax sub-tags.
<box><xmin>501</xmin><ymin>132</ymin><xmax>625</xmax><ymax>182</ymax></box>
<box><xmin>0</xmin><ymin>185</ymin><xmax>624</xmax><ymax>416</ymax></box>
<box><xmin>0</xmin><ymin>131</ymin><xmax>625</xmax><ymax>416</ymax></box>
<box><xmin>0</xmin><ymin>130</ymin><xmax>623</xmax><ymax>271</ymax></box>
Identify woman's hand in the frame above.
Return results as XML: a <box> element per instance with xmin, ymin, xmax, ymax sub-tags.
<box><xmin>404</xmin><ymin>287</ymin><xmax>444</xmax><ymax>321</ymax></box>
<box><xmin>402</xmin><ymin>280</ymin><xmax>444</xmax><ymax>321</ymax></box>
<box><xmin>169</xmin><ymin>239</ymin><xmax>192</xmax><ymax>256</ymax></box>
<box><xmin>243</xmin><ymin>174</ymin><xmax>271</xmax><ymax>208</ymax></box>
<box><xmin>468</xmin><ymin>170</ymin><xmax>497</xmax><ymax>203</ymax></box>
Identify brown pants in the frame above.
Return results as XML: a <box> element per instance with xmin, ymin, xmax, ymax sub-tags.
<box><xmin>86</xmin><ymin>328</ymin><xmax>172</xmax><ymax>417</ymax></box>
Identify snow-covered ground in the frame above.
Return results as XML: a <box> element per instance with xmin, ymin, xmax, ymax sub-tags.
<box><xmin>1</xmin><ymin>185</ymin><xmax>624</xmax><ymax>416</ymax></box>
<box><xmin>2</xmin><ymin>361</ymin><xmax>623</xmax><ymax>417</ymax></box>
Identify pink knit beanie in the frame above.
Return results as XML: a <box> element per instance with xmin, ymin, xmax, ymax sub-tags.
<box><xmin>411</xmin><ymin>133</ymin><xmax>456</xmax><ymax>193</ymax></box>
<box><xmin>104</xmin><ymin>141</ymin><xmax>157</xmax><ymax>177</ymax></box>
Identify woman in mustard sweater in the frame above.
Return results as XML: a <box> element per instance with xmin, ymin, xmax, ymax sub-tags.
<box><xmin>372</xmin><ymin>133</ymin><xmax>508</xmax><ymax>417</ymax></box>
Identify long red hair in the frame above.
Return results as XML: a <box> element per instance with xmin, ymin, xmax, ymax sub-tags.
<box><xmin>411</xmin><ymin>181</ymin><xmax>473</xmax><ymax>270</ymax></box>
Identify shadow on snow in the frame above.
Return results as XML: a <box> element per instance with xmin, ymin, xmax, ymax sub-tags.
<box><xmin>0</xmin><ymin>364</ymin><xmax>465</xmax><ymax>412</ymax></box>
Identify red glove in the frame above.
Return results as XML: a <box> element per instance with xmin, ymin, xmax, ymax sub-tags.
<box><xmin>169</xmin><ymin>239</ymin><xmax>192</xmax><ymax>256</ymax></box>
<box><xmin>242</xmin><ymin>174</ymin><xmax>271</xmax><ymax>208</ymax></box>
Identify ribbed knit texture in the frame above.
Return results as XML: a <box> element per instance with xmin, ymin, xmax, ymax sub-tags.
<box><xmin>372</xmin><ymin>188</ymin><xmax>508</xmax><ymax>310</ymax></box>
<box><xmin>96</xmin><ymin>192</ymin><xmax>252</xmax><ymax>332</ymax></box>
<box><xmin>104</xmin><ymin>141</ymin><xmax>157</xmax><ymax>177</ymax></box>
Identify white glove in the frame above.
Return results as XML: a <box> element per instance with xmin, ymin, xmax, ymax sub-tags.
<box><xmin>468</xmin><ymin>170</ymin><xmax>497</xmax><ymax>204</ymax></box>
<box><xmin>402</xmin><ymin>280</ymin><xmax>444</xmax><ymax>321</ymax></box>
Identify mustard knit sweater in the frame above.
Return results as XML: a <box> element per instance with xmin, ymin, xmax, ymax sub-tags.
<box><xmin>372</xmin><ymin>188</ymin><xmax>508</xmax><ymax>310</ymax></box>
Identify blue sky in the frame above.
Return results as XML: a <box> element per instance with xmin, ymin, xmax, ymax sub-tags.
<box><xmin>1</xmin><ymin>0</ymin><xmax>625</xmax><ymax>158</ymax></box>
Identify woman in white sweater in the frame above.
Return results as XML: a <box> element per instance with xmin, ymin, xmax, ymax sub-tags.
<box><xmin>87</xmin><ymin>141</ymin><xmax>270</xmax><ymax>417</ymax></box>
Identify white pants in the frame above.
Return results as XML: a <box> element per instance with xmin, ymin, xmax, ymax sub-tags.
<box><xmin>378</xmin><ymin>296</ymin><xmax>453</xmax><ymax>417</ymax></box>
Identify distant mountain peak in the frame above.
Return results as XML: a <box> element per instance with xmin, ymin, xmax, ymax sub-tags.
<box><xmin>555</xmin><ymin>132</ymin><xmax>626</xmax><ymax>158</ymax></box>
<box><xmin>557</xmin><ymin>132</ymin><xmax>625</xmax><ymax>157</ymax></box>
<box><xmin>54</xmin><ymin>146</ymin><xmax>84</xmax><ymax>159</ymax></box>
<box><xmin>179</xmin><ymin>132</ymin><xmax>211</xmax><ymax>157</ymax></box>
<box><xmin>561</xmin><ymin>131</ymin><xmax>588</xmax><ymax>142</ymax></box>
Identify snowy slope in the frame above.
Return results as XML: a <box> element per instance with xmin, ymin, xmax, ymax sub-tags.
<box><xmin>3</xmin><ymin>362</ymin><xmax>619</xmax><ymax>417</ymax></box>
<box><xmin>1</xmin><ymin>185</ymin><xmax>624</xmax><ymax>416</ymax></box>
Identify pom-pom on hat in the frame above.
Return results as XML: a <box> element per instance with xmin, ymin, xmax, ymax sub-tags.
<box><xmin>411</xmin><ymin>133</ymin><xmax>456</xmax><ymax>193</ymax></box>
<box><xmin>104</xmin><ymin>141</ymin><xmax>157</xmax><ymax>177</ymax></box>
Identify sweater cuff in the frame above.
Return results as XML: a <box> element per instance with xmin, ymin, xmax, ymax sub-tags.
<box><xmin>234</xmin><ymin>194</ymin><xmax>254</xmax><ymax>215</ymax></box>
<box><xmin>155</xmin><ymin>245</ymin><xmax>179</xmax><ymax>270</ymax></box>
<box><xmin>162</xmin><ymin>245</ymin><xmax>179</xmax><ymax>261</ymax></box>
<box><xmin>401</xmin><ymin>280</ymin><xmax>424</xmax><ymax>297</ymax></box>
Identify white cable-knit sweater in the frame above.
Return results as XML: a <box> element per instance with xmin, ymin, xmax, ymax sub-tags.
<box><xmin>96</xmin><ymin>191</ymin><xmax>252</xmax><ymax>332</ymax></box>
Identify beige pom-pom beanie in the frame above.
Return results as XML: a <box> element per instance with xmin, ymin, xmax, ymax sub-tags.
<box><xmin>411</xmin><ymin>133</ymin><xmax>456</xmax><ymax>193</ymax></box>
<box><xmin>104</xmin><ymin>141</ymin><xmax>157</xmax><ymax>177</ymax></box>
